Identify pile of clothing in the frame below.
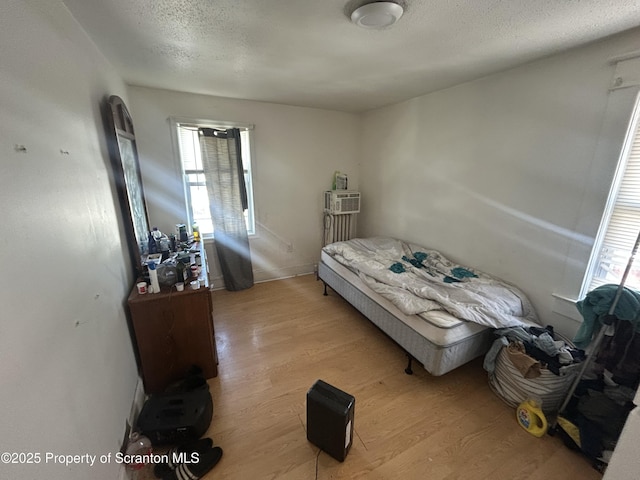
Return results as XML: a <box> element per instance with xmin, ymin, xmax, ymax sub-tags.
<box><xmin>484</xmin><ymin>325</ymin><xmax>585</xmax><ymax>414</ymax></box>
<box><xmin>556</xmin><ymin>377</ymin><xmax>635</xmax><ymax>465</ymax></box>
<box><xmin>555</xmin><ymin>284</ymin><xmax>640</xmax><ymax>467</ymax></box>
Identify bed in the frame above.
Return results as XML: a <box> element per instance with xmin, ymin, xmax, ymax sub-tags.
<box><xmin>318</xmin><ymin>237</ymin><xmax>539</xmax><ymax>376</ymax></box>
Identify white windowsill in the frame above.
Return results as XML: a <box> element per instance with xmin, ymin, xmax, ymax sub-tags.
<box><xmin>201</xmin><ymin>232</ymin><xmax>258</xmax><ymax>243</ymax></box>
<box><xmin>551</xmin><ymin>293</ymin><xmax>583</xmax><ymax>323</ymax></box>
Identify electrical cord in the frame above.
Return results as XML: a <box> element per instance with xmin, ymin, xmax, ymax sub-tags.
<box><xmin>298</xmin><ymin>413</ymin><xmax>322</xmax><ymax>479</ymax></box>
<box><xmin>315</xmin><ymin>448</ymin><xmax>321</xmax><ymax>480</ymax></box>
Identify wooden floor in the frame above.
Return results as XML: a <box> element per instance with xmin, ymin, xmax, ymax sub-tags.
<box><xmin>137</xmin><ymin>274</ymin><xmax>602</xmax><ymax>480</ymax></box>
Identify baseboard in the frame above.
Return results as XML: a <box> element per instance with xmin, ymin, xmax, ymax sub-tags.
<box><xmin>209</xmin><ymin>263</ymin><xmax>315</xmax><ymax>289</ymax></box>
<box><xmin>117</xmin><ymin>377</ymin><xmax>146</xmax><ymax>480</ymax></box>
<box><xmin>128</xmin><ymin>376</ymin><xmax>146</xmax><ymax>429</ymax></box>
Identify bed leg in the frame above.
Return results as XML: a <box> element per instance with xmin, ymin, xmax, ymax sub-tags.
<box><xmin>322</xmin><ymin>281</ymin><xmax>328</xmax><ymax>296</ymax></box>
<box><xmin>405</xmin><ymin>354</ymin><xmax>414</xmax><ymax>375</ymax></box>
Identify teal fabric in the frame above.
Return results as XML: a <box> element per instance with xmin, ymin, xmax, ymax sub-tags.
<box><xmin>389</xmin><ymin>262</ymin><xmax>406</xmax><ymax>274</ymax></box>
<box><xmin>451</xmin><ymin>267</ymin><xmax>478</xmax><ymax>279</ymax></box>
<box><xmin>398</xmin><ymin>252</ymin><xmax>479</xmax><ymax>283</ymax></box>
<box><xmin>401</xmin><ymin>252</ymin><xmax>429</xmax><ymax>269</ymax></box>
<box><xmin>573</xmin><ymin>284</ymin><xmax>640</xmax><ymax>348</ymax></box>
<box><xmin>413</xmin><ymin>252</ymin><xmax>428</xmax><ymax>263</ymax></box>
<box><xmin>402</xmin><ymin>255</ymin><xmax>424</xmax><ymax>269</ymax></box>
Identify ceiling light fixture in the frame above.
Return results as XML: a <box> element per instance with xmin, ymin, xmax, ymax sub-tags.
<box><xmin>350</xmin><ymin>1</ymin><xmax>404</xmax><ymax>29</ymax></box>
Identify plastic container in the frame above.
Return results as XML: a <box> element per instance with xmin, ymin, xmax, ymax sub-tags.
<box><xmin>136</xmin><ymin>282</ymin><xmax>147</xmax><ymax>295</ymax></box>
<box><xmin>157</xmin><ymin>265</ymin><xmax>177</xmax><ymax>287</ymax></box>
<box><xmin>124</xmin><ymin>432</ymin><xmax>152</xmax><ymax>470</ymax></box>
<box><xmin>176</xmin><ymin>223</ymin><xmax>188</xmax><ymax>242</ymax></box>
<box><xmin>516</xmin><ymin>398</ymin><xmax>547</xmax><ymax>437</ymax></box>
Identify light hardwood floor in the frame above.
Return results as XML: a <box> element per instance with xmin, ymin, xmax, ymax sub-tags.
<box><xmin>137</xmin><ymin>274</ymin><xmax>601</xmax><ymax>480</ymax></box>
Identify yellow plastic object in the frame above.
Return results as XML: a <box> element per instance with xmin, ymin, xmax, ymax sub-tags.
<box><xmin>516</xmin><ymin>398</ymin><xmax>548</xmax><ymax>437</ymax></box>
<box><xmin>192</xmin><ymin>222</ymin><xmax>200</xmax><ymax>242</ymax></box>
<box><xmin>556</xmin><ymin>416</ymin><xmax>582</xmax><ymax>447</ymax></box>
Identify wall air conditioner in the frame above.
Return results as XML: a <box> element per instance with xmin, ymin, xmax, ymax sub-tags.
<box><xmin>324</xmin><ymin>190</ymin><xmax>361</xmax><ymax>215</ymax></box>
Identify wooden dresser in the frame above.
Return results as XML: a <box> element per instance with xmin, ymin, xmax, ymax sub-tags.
<box><xmin>127</xmin><ymin>244</ymin><xmax>218</xmax><ymax>394</ymax></box>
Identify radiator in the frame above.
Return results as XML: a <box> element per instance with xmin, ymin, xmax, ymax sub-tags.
<box><xmin>323</xmin><ymin>213</ymin><xmax>356</xmax><ymax>245</ymax></box>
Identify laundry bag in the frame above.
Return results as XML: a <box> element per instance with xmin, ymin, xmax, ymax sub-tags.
<box><xmin>488</xmin><ymin>347</ymin><xmax>580</xmax><ymax>414</ymax></box>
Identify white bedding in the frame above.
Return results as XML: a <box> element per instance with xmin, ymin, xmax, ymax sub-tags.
<box><xmin>322</xmin><ymin>237</ymin><xmax>538</xmax><ymax>329</ymax></box>
<box><xmin>319</xmin><ymin>251</ymin><xmax>495</xmax><ymax>375</ymax></box>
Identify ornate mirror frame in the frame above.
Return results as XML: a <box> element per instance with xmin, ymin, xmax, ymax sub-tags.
<box><xmin>104</xmin><ymin>95</ymin><xmax>149</xmax><ymax>278</ymax></box>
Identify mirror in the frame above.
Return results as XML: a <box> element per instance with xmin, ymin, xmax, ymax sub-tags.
<box><xmin>104</xmin><ymin>95</ymin><xmax>149</xmax><ymax>278</ymax></box>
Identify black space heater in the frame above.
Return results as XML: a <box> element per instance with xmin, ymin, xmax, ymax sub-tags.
<box><xmin>306</xmin><ymin>379</ymin><xmax>355</xmax><ymax>462</ymax></box>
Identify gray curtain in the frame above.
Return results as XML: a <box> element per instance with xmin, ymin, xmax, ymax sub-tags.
<box><xmin>199</xmin><ymin>128</ymin><xmax>254</xmax><ymax>291</ymax></box>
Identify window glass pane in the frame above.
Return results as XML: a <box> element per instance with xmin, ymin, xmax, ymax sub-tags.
<box><xmin>239</xmin><ymin>130</ymin><xmax>255</xmax><ymax>234</ymax></box>
<box><xmin>186</xmin><ymin>172</ymin><xmax>206</xmax><ymax>185</ymax></box>
<box><xmin>178</xmin><ymin>128</ymin><xmax>199</xmax><ymax>170</ymax></box>
<box><xmin>592</xmin><ymin>246</ymin><xmax>640</xmax><ymax>290</ymax></box>
<box><xmin>189</xmin><ymin>185</ymin><xmax>213</xmax><ymax>234</ymax></box>
<box><xmin>240</xmin><ymin>131</ymin><xmax>251</xmax><ymax>170</ymax></box>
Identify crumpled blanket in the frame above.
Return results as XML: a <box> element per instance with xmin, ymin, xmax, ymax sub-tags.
<box><xmin>573</xmin><ymin>284</ymin><xmax>640</xmax><ymax>349</ymax></box>
<box><xmin>323</xmin><ymin>237</ymin><xmax>538</xmax><ymax>329</ymax></box>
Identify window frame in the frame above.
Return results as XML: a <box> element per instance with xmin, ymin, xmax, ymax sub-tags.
<box><xmin>580</xmin><ymin>91</ymin><xmax>640</xmax><ymax>298</ymax></box>
<box><xmin>170</xmin><ymin>117</ymin><xmax>256</xmax><ymax>239</ymax></box>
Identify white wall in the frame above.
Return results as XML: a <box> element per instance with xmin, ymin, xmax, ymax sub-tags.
<box><xmin>0</xmin><ymin>1</ymin><xmax>138</xmax><ymax>479</ymax></box>
<box><xmin>359</xmin><ymin>28</ymin><xmax>640</xmax><ymax>338</ymax></box>
<box><xmin>127</xmin><ymin>87</ymin><xmax>360</xmax><ymax>285</ymax></box>
<box><xmin>2</xmin><ymin>2</ymin><xmax>637</xmax><ymax>476</ymax></box>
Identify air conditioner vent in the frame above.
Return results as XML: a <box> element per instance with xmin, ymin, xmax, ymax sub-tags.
<box><xmin>324</xmin><ymin>191</ymin><xmax>361</xmax><ymax>214</ymax></box>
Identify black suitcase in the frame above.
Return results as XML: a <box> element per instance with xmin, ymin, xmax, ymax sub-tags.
<box><xmin>137</xmin><ymin>388</ymin><xmax>213</xmax><ymax>445</ymax></box>
<box><xmin>306</xmin><ymin>379</ymin><xmax>355</xmax><ymax>462</ymax></box>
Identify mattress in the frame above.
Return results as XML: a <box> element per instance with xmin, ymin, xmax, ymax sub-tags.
<box><xmin>319</xmin><ymin>250</ymin><xmax>494</xmax><ymax>376</ymax></box>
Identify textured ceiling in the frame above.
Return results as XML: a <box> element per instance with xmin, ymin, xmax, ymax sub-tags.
<box><xmin>62</xmin><ymin>0</ymin><xmax>640</xmax><ymax>113</ymax></box>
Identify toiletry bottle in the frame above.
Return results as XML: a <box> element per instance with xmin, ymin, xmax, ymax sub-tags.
<box><xmin>148</xmin><ymin>231</ymin><xmax>157</xmax><ymax>254</ymax></box>
<box><xmin>148</xmin><ymin>262</ymin><xmax>160</xmax><ymax>294</ymax></box>
<box><xmin>192</xmin><ymin>222</ymin><xmax>200</xmax><ymax>242</ymax></box>
<box><xmin>176</xmin><ymin>261</ymin><xmax>187</xmax><ymax>283</ymax></box>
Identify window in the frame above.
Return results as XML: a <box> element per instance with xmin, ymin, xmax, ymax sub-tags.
<box><xmin>582</xmin><ymin>92</ymin><xmax>640</xmax><ymax>295</ymax></box>
<box><xmin>173</xmin><ymin>120</ymin><xmax>256</xmax><ymax>237</ymax></box>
